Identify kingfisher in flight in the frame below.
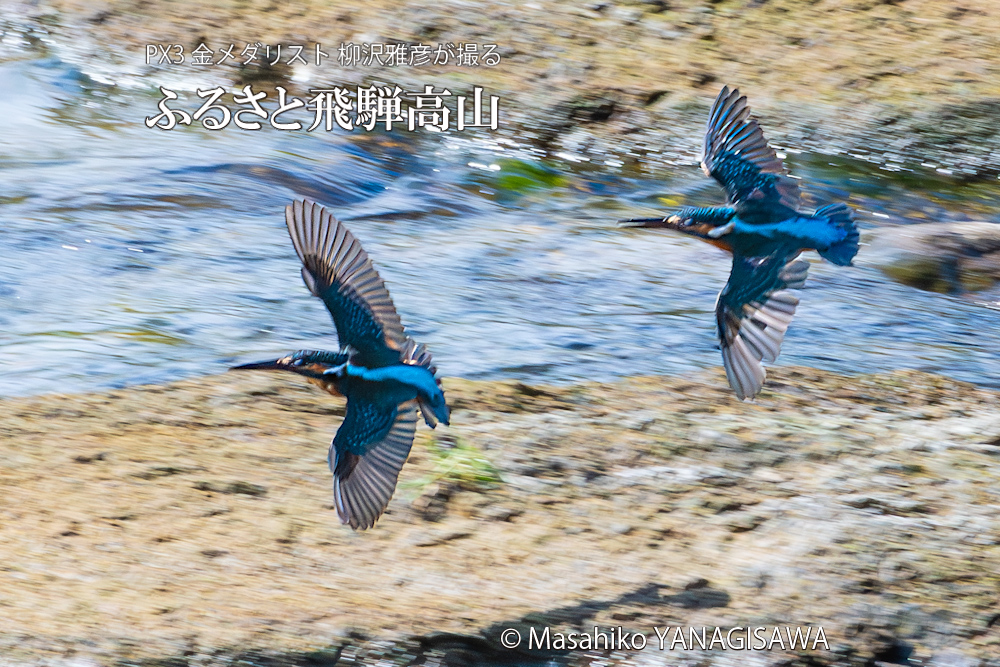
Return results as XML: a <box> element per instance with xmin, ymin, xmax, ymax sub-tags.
<box><xmin>233</xmin><ymin>200</ymin><xmax>450</xmax><ymax>530</ymax></box>
<box><xmin>621</xmin><ymin>86</ymin><xmax>859</xmax><ymax>400</ymax></box>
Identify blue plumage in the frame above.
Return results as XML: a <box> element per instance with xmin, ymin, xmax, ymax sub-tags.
<box><xmin>727</xmin><ymin>211</ymin><xmax>857</xmax><ymax>257</ymax></box>
<box><xmin>316</xmin><ymin>285</ymin><xmax>401</xmax><ymax>369</ymax></box>
<box><xmin>233</xmin><ymin>200</ymin><xmax>449</xmax><ymax>530</ymax></box>
<box><xmin>813</xmin><ymin>203</ymin><xmax>860</xmax><ymax>266</ymax></box>
<box><xmin>345</xmin><ymin>364</ymin><xmax>451</xmax><ymax>427</ymax></box>
<box><xmin>620</xmin><ymin>86</ymin><xmax>859</xmax><ymax>400</ymax></box>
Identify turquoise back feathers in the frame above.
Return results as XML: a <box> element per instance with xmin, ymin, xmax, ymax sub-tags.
<box><xmin>620</xmin><ymin>86</ymin><xmax>859</xmax><ymax>401</ymax></box>
<box><xmin>236</xmin><ymin>200</ymin><xmax>450</xmax><ymax>531</ymax></box>
<box><xmin>283</xmin><ymin>200</ymin><xmax>449</xmax><ymax>529</ymax></box>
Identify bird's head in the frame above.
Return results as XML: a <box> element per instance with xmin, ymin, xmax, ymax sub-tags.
<box><xmin>230</xmin><ymin>350</ymin><xmax>349</xmax><ymax>381</ymax></box>
<box><xmin>619</xmin><ymin>214</ymin><xmax>733</xmax><ymax>241</ymax></box>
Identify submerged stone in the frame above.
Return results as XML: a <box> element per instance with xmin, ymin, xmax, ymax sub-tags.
<box><xmin>866</xmin><ymin>221</ymin><xmax>1000</xmax><ymax>292</ymax></box>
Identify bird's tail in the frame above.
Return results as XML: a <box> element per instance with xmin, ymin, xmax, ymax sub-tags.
<box><xmin>815</xmin><ymin>203</ymin><xmax>859</xmax><ymax>266</ymax></box>
<box><xmin>401</xmin><ymin>338</ymin><xmax>450</xmax><ymax>428</ymax></box>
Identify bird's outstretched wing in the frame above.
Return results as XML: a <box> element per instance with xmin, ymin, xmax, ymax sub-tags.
<box><xmin>330</xmin><ymin>398</ymin><xmax>418</xmax><ymax>530</ymax></box>
<box><xmin>715</xmin><ymin>252</ymin><xmax>809</xmax><ymax>400</ymax></box>
<box><xmin>285</xmin><ymin>199</ymin><xmax>407</xmax><ymax>368</ymax></box>
<box><xmin>702</xmin><ymin>86</ymin><xmax>800</xmax><ymax>217</ymax></box>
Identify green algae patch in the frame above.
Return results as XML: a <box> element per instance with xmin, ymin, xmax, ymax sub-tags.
<box><xmin>482</xmin><ymin>159</ymin><xmax>570</xmax><ymax>196</ymax></box>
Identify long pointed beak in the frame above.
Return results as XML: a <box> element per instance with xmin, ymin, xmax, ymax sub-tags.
<box><xmin>618</xmin><ymin>215</ymin><xmax>680</xmax><ymax>229</ymax></box>
<box><xmin>230</xmin><ymin>359</ymin><xmax>285</xmax><ymax>372</ymax></box>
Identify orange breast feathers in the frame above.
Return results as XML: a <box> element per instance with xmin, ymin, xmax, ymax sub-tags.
<box><xmin>704</xmin><ymin>237</ymin><xmax>734</xmax><ymax>252</ymax></box>
<box><xmin>683</xmin><ymin>221</ymin><xmax>734</xmax><ymax>253</ymax></box>
<box><xmin>307</xmin><ymin>376</ymin><xmax>343</xmax><ymax>397</ymax></box>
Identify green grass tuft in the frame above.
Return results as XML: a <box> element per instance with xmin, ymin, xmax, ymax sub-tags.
<box><xmin>403</xmin><ymin>435</ymin><xmax>502</xmax><ymax>493</ymax></box>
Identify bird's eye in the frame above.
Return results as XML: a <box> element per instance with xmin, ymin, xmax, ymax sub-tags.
<box><xmin>293</xmin><ymin>358</ymin><xmax>304</xmax><ymax>366</ymax></box>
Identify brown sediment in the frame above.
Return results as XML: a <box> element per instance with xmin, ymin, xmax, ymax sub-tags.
<box><xmin>2</xmin><ymin>368</ymin><xmax>1000</xmax><ymax>664</ymax></box>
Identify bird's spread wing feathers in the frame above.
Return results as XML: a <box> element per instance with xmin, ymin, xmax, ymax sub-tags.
<box><xmin>702</xmin><ymin>86</ymin><xmax>800</xmax><ymax>214</ymax></box>
<box><xmin>330</xmin><ymin>399</ymin><xmax>418</xmax><ymax>530</ymax></box>
<box><xmin>285</xmin><ymin>200</ymin><xmax>407</xmax><ymax>368</ymax></box>
<box><xmin>716</xmin><ymin>253</ymin><xmax>809</xmax><ymax>400</ymax></box>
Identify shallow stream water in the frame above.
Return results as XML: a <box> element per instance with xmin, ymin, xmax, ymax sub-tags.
<box><xmin>2</xmin><ymin>51</ymin><xmax>1000</xmax><ymax>397</ymax></box>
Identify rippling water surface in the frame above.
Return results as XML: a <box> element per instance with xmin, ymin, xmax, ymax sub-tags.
<box><xmin>2</xmin><ymin>53</ymin><xmax>1000</xmax><ymax>396</ymax></box>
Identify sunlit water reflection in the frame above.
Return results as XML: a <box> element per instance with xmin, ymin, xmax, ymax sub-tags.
<box><xmin>2</xmin><ymin>54</ymin><xmax>1000</xmax><ymax>397</ymax></box>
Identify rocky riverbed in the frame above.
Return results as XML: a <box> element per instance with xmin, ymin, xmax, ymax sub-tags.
<box><xmin>2</xmin><ymin>368</ymin><xmax>1000</xmax><ymax>666</ymax></box>
<box><xmin>9</xmin><ymin>0</ymin><xmax>1000</xmax><ymax>175</ymax></box>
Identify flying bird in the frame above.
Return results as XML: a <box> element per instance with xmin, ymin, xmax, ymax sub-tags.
<box><xmin>621</xmin><ymin>86</ymin><xmax>859</xmax><ymax>400</ymax></box>
<box><xmin>233</xmin><ymin>200</ymin><xmax>450</xmax><ymax>529</ymax></box>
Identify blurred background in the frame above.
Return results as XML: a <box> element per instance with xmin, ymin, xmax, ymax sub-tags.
<box><xmin>1</xmin><ymin>1</ymin><xmax>1000</xmax><ymax>666</ymax></box>
<box><xmin>2</xmin><ymin>0</ymin><xmax>1000</xmax><ymax>396</ymax></box>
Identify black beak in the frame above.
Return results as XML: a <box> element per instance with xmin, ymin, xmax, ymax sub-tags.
<box><xmin>618</xmin><ymin>216</ymin><xmax>675</xmax><ymax>229</ymax></box>
<box><xmin>230</xmin><ymin>359</ymin><xmax>286</xmax><ymax>372</ymax></box>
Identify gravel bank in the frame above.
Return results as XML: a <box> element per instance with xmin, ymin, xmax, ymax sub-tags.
<box><xmin>2</xmin><ymin>369</ymin><xmax>999</xmax><ymax>665</ymax></box>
